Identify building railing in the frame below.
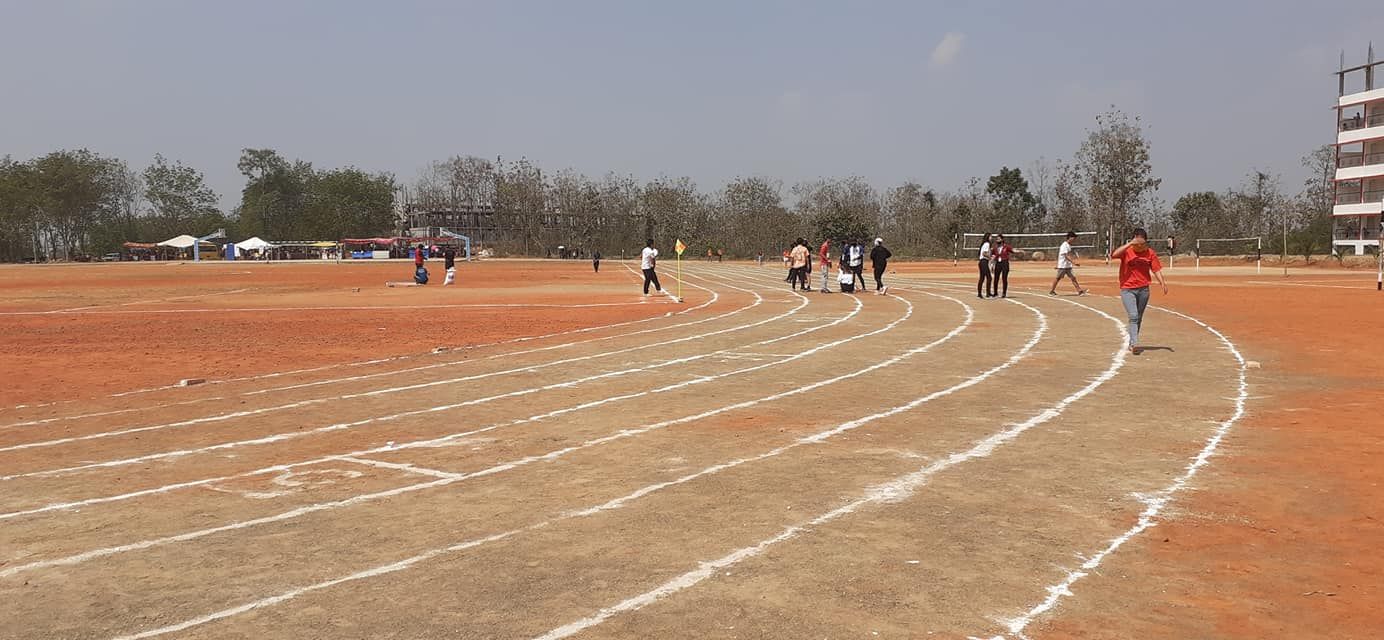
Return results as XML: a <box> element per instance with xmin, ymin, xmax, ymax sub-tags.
<box><xmin>1340</xmin><ymin>112</ymin><xmax>1384</xmax><ymax>131</ymax></box>
<box><xmin>1337</xmin><ymin>152</ymin><xmax>1384</xmax><ymax>168</ymax></box>
<box><xmin>1336</xmin><ymin>188</ymin><xmax>1384</xmax><ymax>205</ymax></box>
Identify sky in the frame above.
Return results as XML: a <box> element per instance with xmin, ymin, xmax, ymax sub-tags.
<box><xmin>2</xmin><ymin>0</ymin><xmax>1382</xmax><ymax>211</ymax></box>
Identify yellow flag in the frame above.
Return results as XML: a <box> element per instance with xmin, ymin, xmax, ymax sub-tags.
<box><xmin>675</xmin><ymin>239</ymin><xmax>686</xmax><ymax>256</ymax></box>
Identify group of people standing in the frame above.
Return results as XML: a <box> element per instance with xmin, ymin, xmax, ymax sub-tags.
<box><xmin>785</xmin><ymin>237</ymin><xmax>892</xmax><ymax>294</ymax></box>
<box><xmin>973</xmin><ymin>229</ymin><xmax>1169</xmax><ymax>355</ymax></box>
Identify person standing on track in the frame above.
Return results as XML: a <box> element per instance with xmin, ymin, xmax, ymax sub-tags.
<box><xmin>977</xmin><ymin>233</ymin><xmax>993</xmax><ymax>299</ymax></box>
<box><xmin>1111</xmin><ymin>227</ymin><xmax>1168</xmax><ymax>355</ymax></box>
<box><xmin>870</xmin><ymin>237</ymin><xmax>891</xmax><ymax>294</ymax></box>
<box><xmin>640</xmin><ymin>239</ymin><xmax>662</xmax><ymax>296</ymax></box>
<box><xmin>1048</xmin><ymin>231</ymin><xmax>1088</xmax><ymax>296</ymax></box>
<box><xmin>442</xmin><ymin>246</ymin><xmax>457</xmax><ymax>285</ymax></box>
<box><xmin>992</xmin><ymin>234</ymin><xmax>1023</xmax><ymax>298</ymax></box>
<box><xmin>789</xmin><ymin>238</ymin><xmax>810</xmax><ymax>291</ymax></box>
<box><xmin>818</xmin><ymin>238</ymin><xmax>833</xmax><ymax>293</ymax></box>
<box><xmin>592</xmin><ymin>249</ymin><xmax>601</xmax><ymax>273</ymax></box>
<box><xmin>847</xmin><ymin>239</ymin><xmax>866</xmax><ymax>291</ymax></box>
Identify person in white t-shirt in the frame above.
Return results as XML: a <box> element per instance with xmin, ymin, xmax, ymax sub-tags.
<box><xmin>1048</xmin><ymin>231</ymin><xmax>1088</xmax><ymax>296</ymax></box>
<box><xmin>640</xmin><ymin>239</ymin><xmax>662</xmax><ymax>295</ymax></box>
<box><xmin>976</xmin><ymin>233</ymin><xmax>993</xmax><ymax>299</ymax></box>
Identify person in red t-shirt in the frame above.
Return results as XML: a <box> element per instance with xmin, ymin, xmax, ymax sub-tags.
<box><xmin>1110</xmin><ymin>227</ymin><xmax>1169</xmax><ymax>355</ymax></box>
<box><xmin>818</xmin><ymin>239</ymin><xmax>833</xmax><ymax>293</ymax></box>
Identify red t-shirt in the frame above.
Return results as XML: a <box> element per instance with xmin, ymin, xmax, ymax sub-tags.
<box><xmin>414</xmin><ymin>250</ymin><xmax>425</xmax><ymax>267</ymax></box>
<box><xmin>818</xmin><ymin>241</ymin><xmax>831</xmax><ymax>266</ymax></box>
<box><xmin>1117</xmin><ymin>246</ymin><xmax>1162</xmax><ymax>289</ymax></box>
<box><xmin>995</xmin><ymin>244</ymin><xmax>1014</xmax><ymax>261</ymax></box>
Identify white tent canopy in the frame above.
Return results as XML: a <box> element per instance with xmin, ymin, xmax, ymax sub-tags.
<box><xmin>156</xmin><ymin>235</ymin><xmax>200</xmax><ymax>249</ymax></box>
<box><xmin>234</xmin><ymin>237</ymin><xmax>275</xmax><ymax>251</ymax></box>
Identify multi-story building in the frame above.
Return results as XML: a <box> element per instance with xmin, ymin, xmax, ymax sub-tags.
<box><xmin>1334</xmin><ymin>46</ymin><xmax>1384</xmax><ymax>255</ymax></box>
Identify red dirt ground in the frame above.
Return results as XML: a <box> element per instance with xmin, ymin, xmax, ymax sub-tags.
<box><xmin>2</xmin><ymin>259</ymin><xmax>1381</xmax><ymax>638</ymax></box>
<box><xmin>0</xmin><ymin>260</ymin><xmax>689</xmax><ymax>406</ymax></box>
<box><xmin>894</xmin><ymin>261</ymin><xmax>1384</xmax><ymax>638</ymax></box>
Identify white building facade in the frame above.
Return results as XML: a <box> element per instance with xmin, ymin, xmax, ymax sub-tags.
<box><xmin>1334</xmin><ymin>48</ymin><xmax>1384</xmax><ymax>255</ymax></box>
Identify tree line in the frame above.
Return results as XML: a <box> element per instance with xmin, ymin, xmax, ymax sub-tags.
<box><xmin>0</xmin><ymin>149</ymin><xmax>396</xmax><ymax>262</ymax></box>
<box><xmin>0</xmin><ymin>108</ymin><xmax>1336</xmax><ymax>262</ymax></box>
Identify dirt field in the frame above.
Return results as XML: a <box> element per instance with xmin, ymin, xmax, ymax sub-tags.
<box><xmin>0</xmin><ymin>258</ymin><xmax>1380</xmax><ymax>639</ymax></box>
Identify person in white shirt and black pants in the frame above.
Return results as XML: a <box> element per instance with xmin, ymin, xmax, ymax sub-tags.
<box><xmin>977</xmin><ymin>233</ymin><xmax>993</xmax><ymax>299</ymax></box>
<box><xmin>640</xmin><ymin>239</ymin><xmax>662</xmax><ymax>295</ymax></box>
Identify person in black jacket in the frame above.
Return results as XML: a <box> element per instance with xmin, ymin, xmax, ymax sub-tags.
<box><xmin>870</xmin><ymin>237</ymin><xmax>892</xmax><ymax>294</ymax></box>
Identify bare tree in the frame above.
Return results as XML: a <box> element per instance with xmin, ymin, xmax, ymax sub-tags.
<box><xmin>1073</xmin><ymin>107</ymin><xmax>1162</xmax><ymax>241</ymax></box>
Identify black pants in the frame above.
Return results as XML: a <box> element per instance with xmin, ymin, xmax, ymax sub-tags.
<box><xmin>995</xmin><ymin>260</ymin><xmax>1010</xmax><ymax>296</ymax></box>
<box><xmin>977</xmin><ymin>259</ymin><xmax>992</xmax><ymax>297</ymax></box>
<box><xmin>643</xmin><ymin>268</ymin><xmax>661</xmax><ymax>294</ymax></box>
<box><xmin>851</xmin><ymin>264</ymin><xmax>864</xmax><ymax>289</ymax></box>
<box><xmin>873</xmin><ymin>264</ymin><xmax>886</xmax><ymax>290</ymax></box>
<box><xmin>790</xmin><ymin>266</ymin><xmax>808</xmax><ymax>289</ymax></box>
<box><xmin>593</xmin><ymin>259</ymin><xmax>600</xmax><ymax>272</ymax></box>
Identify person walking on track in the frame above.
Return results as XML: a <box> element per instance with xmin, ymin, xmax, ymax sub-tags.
<box><xmin>592</xmin><ymin>249</ymin><xmax>601</xmax><ymax>273</ymax></box>
<box><xmin>870</xmin><ymin>237</ymin><xmax>891</xmax><ymax>294</ymax></box>
<box><xmin>789</xmin><ymin>238</ymin><xmax>810</xmax><ymax>291</ymax></box>
<box><xmin>1048</xmin><ymin>231</ymin><xmax>1088</xmax><ymax>296</ymax></box>
<box><xmin>818</xmin><ymin>238</ymin><xmax>833</xmax><ymax>293</ymax></box>
<box><xmin>640</xmin><ymin>239</ymin><xmax>662</xmax><ymax>296</ymax></box>
<box><xmin>992</xmin><ymin>234</ymin><xmax>1023</xmax><ymax>298</ymax></box>
<box><xmin>1111</xmin><ymin>227</ymin><xmax>1168</xmax><ymax>355</ymax></box>
<box><xmin>977</xmin><ymin>233</ymin><xmax>993</xmax><ymax>299</ymax></box>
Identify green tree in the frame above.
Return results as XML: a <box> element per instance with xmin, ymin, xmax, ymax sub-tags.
<box><xmin>793</xmin><ymin>177</ymin><xmax>879</xmax><ymax>243</ymax></box>
<box><xmin>722</xmin><ymin>176</ymin><xmax>794</xmax><ymax>256</ymax></box>
<box><xmin>985</xmin><ymin>166</ymin><xmax>1039</xmax><ymax>232</ymax></box>
<box><xmin>144</xmin><ymin>154</ymin><xmax>220</xmax><ymax>229</ymax></box>
<box><xmin>1073</xmin><ymin>108</ymin><xmax>1161</xmax><ymax>240</ymax></box>
<box><xmin>1292</xmin><ymin>145</ymin><xmax>1335</xmax><ymax>261</ymax></box>
<box><xmin>237</xmin><ymin>148</ymin><xmax>313</xmax><ymax>239</ymax></box>
<box><xmin>28</xmin><ymin>149</ymin><xmax>126</xmax><ymax>258</ymax></box>
<box><xmin>306</xmin><ymin>168</ymin><xmax>397</xmax><ymax>239</ymax></box>
<box><xmin>1170</xmin><ymin>191</ymin><xmax>1225</xmax><ymax>241</ymax></box>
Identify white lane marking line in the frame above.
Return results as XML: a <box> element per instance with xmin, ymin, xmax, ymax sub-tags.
<box><xmin>0</xmin><ymin>301</ymin><xmax>664</xmax><ymax>316</ymax></box>
<box><xmin>984</xmin><ymin>306</ymin><xmax>1249</xmax><ymax>640</ymax></box>
<box><xmin>1246</xmin><ymin>280</ymin><xmax>1372</xmax><ymax>290</ymax></box>
<box><xmin>23</xmin><ymin>288</ymin><xmax>254</xmax><ymax>315</ymax></box>
<box><xmin>77</xmin><ymin>292</ymin><xmax>973</xmax><ymax>638</ymax></box>
<box><xmin>103</xmin><ymin>292</ymin><xmax>1085</xmax><ymax>639</ymax></box>
<box><xmin>0</xmin><ymin>397</ymin><xmax>227</xmax><ymax>432</ymax></box>
<box><xmin>533</xmin><ymin>297</ymin><xmax>1127</xmax><ymax>640</ymax></box>
<box><xmin>0</xmin><ymin>289</ymin><xmax>927</xmax><ymax>575</ymax></box>
<box><xmin>17</xmin><ymin>267</ymin><xmax>721</xmax><ymax>409</ymax></box>
<box><xmin>235</xmin><ymin>269</ymin><xmax>750</xmax><ymax>398</ymax></box>
<box><xmin>0</xmin><ymin>276</ymin><xmax>820</xmax><ymax>499</ymax></box>
<box><xmin>335</xmin><ymin>457</ymin><xmax>463</xmax><ymax>480</ymax></box>
<box><xmin>0</xmin><ymin>276</ymin><xmax>784</xmax><ymax>457</ymax></box>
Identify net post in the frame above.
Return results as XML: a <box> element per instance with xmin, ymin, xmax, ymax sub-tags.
<box><xmin>952</xmin><ymin>233</ymin><xmax>958</xmax><ymax>266</ymax></box>
<box><xmin>1196</xmin><ymin>239</ymin><xmax>1201</xmax><ymax>270</ymax></box>
<box><xmin>1258</xmin><ymin>237</ymin><xmax>1263</xmax><ymax>275</ymax></box>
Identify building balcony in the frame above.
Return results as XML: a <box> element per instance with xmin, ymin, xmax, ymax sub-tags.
<box><xmin>1336</xmin><ymin>187</ymin><xmax>1384</xmax><ymax>206</ymax></box>
<box><xmin>1338</xmin><ymin>117</ymin><xmax>1384</xmax><ymax>145</ymax></box>
<box><xmin>1339</xmin><ymin>112</ymin><xmax>1384</xmax><ymax>132</ymax></box>
<box><xmin>1337</xmin><ymin>151</ymin><xmax>1384</xmax><ymax>167</ymax></box>
<box><xmin>1336</xmin><ymin>151</ymin><xmax>1384</xmax><ymax>181</ymax></box>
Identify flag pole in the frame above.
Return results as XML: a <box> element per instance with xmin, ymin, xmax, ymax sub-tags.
<box><xmin>677</xmin><ymin>251</ymin><xmax>682</xmax><ymax>302</ymax></box>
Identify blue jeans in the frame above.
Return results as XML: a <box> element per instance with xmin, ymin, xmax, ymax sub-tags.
<box><xmin>1120</xmin><ymin>286</ymin><xmax>1150</xmax><ymax>347</ymax></box>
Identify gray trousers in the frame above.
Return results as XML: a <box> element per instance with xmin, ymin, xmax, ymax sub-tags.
<box><xmin>1120</xmin><ymin>286</ymin><xmax>1150</xmax><ymax>347</ymax></box>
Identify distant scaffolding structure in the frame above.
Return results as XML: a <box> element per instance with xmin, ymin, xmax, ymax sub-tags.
<box><xmin>404</xmin><ymin>202</ymin><xmax>644</xmax><ymax>257</ymax></box>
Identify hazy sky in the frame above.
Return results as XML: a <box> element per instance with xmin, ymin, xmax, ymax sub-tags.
<box><xmin>3</xmin><ymin>0</ymin><xmax>1382</xmax><ymax>210</ymax></box>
